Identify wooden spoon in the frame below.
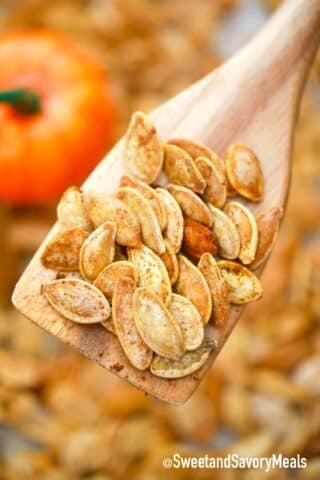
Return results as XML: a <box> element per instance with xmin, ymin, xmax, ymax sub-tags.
<box><xmin>12</xmin><ymin>0</ymin><xmax>320</xmax><ymax>404</ymax></box>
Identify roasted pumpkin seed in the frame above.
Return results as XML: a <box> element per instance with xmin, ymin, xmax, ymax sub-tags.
<box><xmin>160</xmin><ymin>239</ymin><xmax>179</xmax><ymax>285</ymax></box>
<box><xmin>182</xmin><ymin>217</ymin><xmax>217</xmax><ymax>263</ymax></box>
<box><xmin>226</xmin><ymin>144</ymin><xmax>264</xmax><ymax>201</ymax></box>
<box><xmin>41</xmin><ymin>228</ymin><xmax>90</xmax><ymax>272</ymax></box>
<box><xmin>117</xmin><ymin>187</ymin><xmax>165</xmax><ymax>255</ymax></box>
<box><xmin>43</xmin><ymin>279</ymin><xmax>111</xmax><ymax>323</ymax></box>
<box><xmin>128</xmin><ymin>245</ymin><xmax>171</xmax><ymax>306</ymax></box>
<box><xmin>155</xmin><ymin>187</ymin><xmax>184</xmax><ymax>253</ymax></box>
<box><xmin>169</xmin><ymin>294</ymin><xmax>204</xmax><ymax>351</ymax></box>
<box><xmin>168</xmin><ymin>138</ymin><xmax>225</xmax><ymax>179</ymax></box>
<box><xmin>150</xmin><ymin>339</ymin><xmax>216</xmax><ymax>378</ymax></box>
<box><xmin>176</xmin><ymin>255</ymin><xmax>212</xmax><ymax>325</ymax></box>
<box><xmin>250</xmin><ymin>206</ymin><xmax>283</xmax><ymax>269</ymax></box>
<box><xmin>198</xmin><ymin>253</ymin><xmax>230</xmax><ymax>327</ymax></box>
<box><xmin>218</xmin><ymin>260</ymin><xmax>262</xmax><ymax>304</ymax></box>
<box><xmin>113</xmin><ymin>277</ymin><xmax>153</xmax><ymax>370</ymax></box>
<box><xmin>79</xmin><ymin>221</ymin><xmax>116</xmax><ymax>281</ymax></box>
<box><xmin>164</xmin><ymin>144</ymin><xmax>206</xmax><ymax>193</ymax></box>
<box><xmin>57</xmin><ymin>186</ymin><xmax>91</xmax><ymax>230</ymax></box>
<box><xmin>82</xmin><ymin>190</ymin><xmax>141</xmax><ymax>247</ymax></box>
<box><xmin>208</xmin><ymin>204</ymin><xmax>240</xmax><ymax>259</ymax></box>
<box><xmin>195</xmin><ymin>156</ymin><xmax>227</xmax><ymax>208</ymax></box>
<box><xmin>224</xmin><ymin>201</ymin><xmax>258</xmax><ymax>264</ymax></box>
<box><xmin>123</xmin><ymin>111</ymin><xmax>164</xmax><ymax>184</ymax></box>
<box><xmin>167</xmin><ymin>184</ymin><xmax>213</xmax><ymax>227</ymax></box>
<box><xmin>94</xmin><ymin>260</ymin><xmax>138</xmax><ymax>303</ymax></box>
<box><xmin>132</xmin><ymin>287</ymin><xmax>184</xmax><ymax>360</ymax></box>
<box><xmin>120</xmin><ymin>175</ymin><xmax>167</xmax><ymax>231</ymax></box>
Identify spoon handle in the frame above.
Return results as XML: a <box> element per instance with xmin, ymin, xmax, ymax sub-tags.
<box><xmin>260</xmin><ymin>0</ymin><xmax>320</xmax><ymax>73</ymax></box>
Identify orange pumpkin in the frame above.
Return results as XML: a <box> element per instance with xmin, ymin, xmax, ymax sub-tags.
<box><xmin>0</xmin><ymin>30</ymin><xmax>116</xmax><ymax>205</ymax></box>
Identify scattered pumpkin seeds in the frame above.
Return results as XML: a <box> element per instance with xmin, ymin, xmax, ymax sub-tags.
<box><xmin>40</xmin><ymin>111</ymin><xmax>279</xmax><ymax>383</ymax></box>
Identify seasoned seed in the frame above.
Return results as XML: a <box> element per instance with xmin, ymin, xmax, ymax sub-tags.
<box><xmin>41</xmin><ymin>228</ymin><xmax>90</xmax><ymax>272</ymax></box>
<box><xmin>176</xmin><ymin>255</ymin><xmax>212</xmax><ymax>325</ymax></box>
<box><xmin>160</xmin><ymin>239</ymin><xmax>179</xmax><ymax>285</ymax></box>
<box><xmin>226</xmin><ymin>144</ymin><xmax>264</xmax><ymax>201</ymax></box>
<box><xmin>224</xmin><ymin>201</ymin><xmax>258</xmax><ymax>264</ymax></box>
<box><xmin>168</xmin><ymin>138</ymin><xmax>225</xmax><ymax>179</ymax></box>
<box><xmin>128</xmin><ymin>245</ymin><xmax>171</xmax><ymax>306</ymax></box>
<box><xmin>57</xmin><ymin>186</ymin><xmax>91</xmax><ymax>230</ymax></box>
<box><xmin>117</xmin><ymin>187</ymin><xmax>165</xmax><ymax>255</ymax></box>
<box><xmin>120</xmin><ymin>175</ymin><xmax>167</xmax><ymax>231</ymax></box>
<box><xmin>150</xmin><ymin>339</ymin><xmax>216</xmax><ymax>378</ymax></box>
<box><xmin>169</xmin><ymin>294</ymin><xmax>204</xmax><ymax>351</ymax></box>
<box><xmin>94</xmin><ymin>260</ymin><xmax>138</xmax><ymax>303</ymax></box>
<box><xmin>82</xmin><ymin>190</ymin><xmax>141</xmax><ymax>247</ymax></box>
<box><xmin>155</xmin><ymin>188</ymin><xmax>184</xmax><ymax>253</ymax></box>
<box><xmin>198</xmin><ymin>253</ymin><xmax>230</xmax><ymax>327</ymax></box>
<box><xmin>123</xmin><ymin>111</ymin><xmax>164</xmax><ymax>184</ymax></box>
<box><xmin>164</xmin><ymin>144</ymin><xmax>206</xmax><ymax>193</ymax></box>
<box><xmin>250</xmin><ymin>206</ymin><xmax>283</xmax><ymax>269</ymax></box>
<box><xmin>218</xmin><ymin>260</ymin><xmax>262</xmax><ymax>304</ymax></box>
<box><xmin>79</xmin><ymin>221</ymin><xmax>116</xmax><ymax>281</ymax></box>
<box><xmin>113</xmin><ymin>277</ymin><xmax>153</xmax><ymax>370</ymax></box>
<box><xmin>182</xmin><ymin>217</ymin><xmax>217</xmax><ymax>263</ymax></box>
<box><xmin>132</xmin><ymin>287</ymin><xmax>184</xmax><ymax>360</ymax></box>
<box><xmin>208</xmin><ymin>204</ymin><xmax>240</xmax><ymax>259</ymax></box>
<box><xmin>167</xmin><ymin>184</ymin><xmax>213</xmax><ymax>227</ymax></box>
<box><xmin>43</xmin><ymin>279</ymin><xmax>111</xmax><ymax>323</ymax></box>
<box><xmin>195</xmin><ymin>156</ymin><xmax>227</xmax><ymax>208</ymax></box>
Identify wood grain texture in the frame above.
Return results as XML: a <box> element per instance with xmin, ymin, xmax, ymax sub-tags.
<box><xmin>12</xmin><ymin>0</ymin><xmax>320</xmax><ymax>404</ymax></box>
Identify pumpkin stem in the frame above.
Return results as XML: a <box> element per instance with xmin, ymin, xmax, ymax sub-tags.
<box><xmin>0</xmin><ymin>88</ymin><xmax>41</xmax><ymax>114</ymax></box>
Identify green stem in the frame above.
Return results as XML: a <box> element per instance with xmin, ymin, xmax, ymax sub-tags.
<box><xmin>0</xmin><ymin>88</ymin><xmax>41</xmax><ymax>114</ymax></box>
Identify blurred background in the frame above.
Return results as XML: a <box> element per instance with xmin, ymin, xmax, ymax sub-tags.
<box><xmin>0</xmin><ymin>0</ymin><xmax>319</xmax><ymax>479</ymax></box>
